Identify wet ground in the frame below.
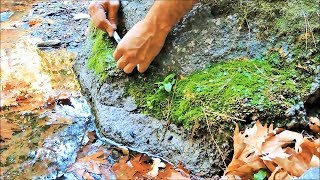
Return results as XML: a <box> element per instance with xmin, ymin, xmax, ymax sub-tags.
<box><xmin>1</xmin><ymin>0</ymin><xmax>192</xmax><ymax>179</ymax></box>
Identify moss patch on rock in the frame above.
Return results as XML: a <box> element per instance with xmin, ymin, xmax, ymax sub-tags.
<box><xmin>125</xmin><ymin>52</ymin><xmax>315</xmax><ymax>142</ymax></box>
<box><xmin>87</xmin><ymin>25</ymin><xmax>117</xmax><ymax>81</ymax></box>
<box><xmin>237</xmin><ymin>0</ymin><xmax>319</xmax><ymax>37</ymax></box>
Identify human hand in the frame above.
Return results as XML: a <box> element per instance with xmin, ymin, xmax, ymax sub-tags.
<box><xmin>113</xmin><ymin>20</ymin><xmax>169</xmax><ymax>73</ymax></box>
<box><xmin>88</xmin><ymin>0</ymin><xmax>119</xmax><ymax>36</ymax></box>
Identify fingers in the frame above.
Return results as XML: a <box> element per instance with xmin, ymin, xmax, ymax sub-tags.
<box><xmin>97</xmin><ymin>0</ymin><xmax>119</xmax><ymax>36</ymax></box>
<box><xmin>137</xmin><ymin>61</ymin><xmax>151</xmax><ymax>73</ymax></box>
<box><xmin>113</xmin><ymin>47</ymin><xmax>123</xmax><ymax>61</ymax></box>
<box><xmin>123</xmin><ymin>63</ymin><xmax>137</xmax><ymax>74</ymax></box>
<box><xmin>117</xmin><ymin>56</ymin><xmax>128</xmax><ymax>69</ymax></box>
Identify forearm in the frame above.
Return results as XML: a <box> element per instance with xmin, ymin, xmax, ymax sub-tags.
<box><xmin>144</xmin><ymin>0</ymin><xmax>198</xmax><ymax>33</ymax></box>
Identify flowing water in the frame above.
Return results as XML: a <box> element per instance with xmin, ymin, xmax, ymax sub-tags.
<box><xmin>0</xmin><ymin>1</ymin><xmax>104</xmax><ymax>178</ymax></box>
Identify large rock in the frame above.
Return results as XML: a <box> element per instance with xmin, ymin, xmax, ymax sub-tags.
<box><xmin>74</xmin><ymin>0</ymin><xmax>319</xmax><ymax>177</ymax></box>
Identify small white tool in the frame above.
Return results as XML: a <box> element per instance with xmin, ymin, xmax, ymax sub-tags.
<box><xmin>113</xmin><ymin>31</ymin><xmax>121</xmax><ymax>43</ymax></box>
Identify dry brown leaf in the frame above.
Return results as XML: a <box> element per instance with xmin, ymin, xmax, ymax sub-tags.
<box><xmin>261</xmin><ymin>136</ymin><xmax>290</xmax><ymax>161</ymax></box>
<box><xmin>157</xmin><ymin>163</ymin><xmax>190</xmax><ymax>180</ymax></box>
<box><xmin>276</xmin><ymin>130</ymin><xmax>304</xmax><ymax>153</ymax></box>
<box><xmin>112</xmin><ymin>156</ymin><xmax>137</xmax><ymax>179</ymax></box>
<box><xmin>273</xmin><ymin>140</ymin><xmax>319</xmax><ymax>177</ymax></box>
<box><xmin>111</xmin><ymin>154</ymin><xmax>190</xmax><ymax>179</ymax></box>
<box><xmin>79</xmin><ymin>149</ymin><xmax>106</xmax><ymax>164</ymax></box>
<box><xmin>87</xmin><ymin>131</ymin><xmax>96</xmax><ymax>143</ymax></box>
<box><xmin>310</xmin><ymin>155</ymin><xmax>320</xmax><ymax>167</ymax></box>
<box><xmin>177</xmin><ymin>162</ymin><xmax>190</xmax><ymax>176</ymax></box>
<box><xmin>268</xmin><ymin>166</ymin><xmax>293</xmax><ymax>180</ymax></box>
<box><xmin>68</xmin><ymin>148</ymin><xmax>109</xmax><ymax>179</ymax></box>
<box><xmin>243</xmin><ymin>121</ymin><xmax>269</xmax><ymax>155</ymax></box>
<box><xmin>0</xmin><ymin>118</ymin><xmax>19</xmax><ymax>140</ymax></box>
<box><xmin>221</xmin><ymin>175</ymin><xmax>241</xmax><ymax>180</ymax></box>
<box><xmin>225</xmin><ymin>121</ymin><xmax>320</xmax><ymax>179</ymax></box>
<box><xmin>130</xmin><ymin>154</ymin><xmax>152</xmax><ymax>174</ymax></box>
<box><xmin>225</xmin><ymin>123</ymin><xmax>266</xmax><ymax>178</ymax></box>
<box><xmin>38</xmin><ymin>125</ymin><xmax>59</xmax><ymax>147</ymax></box>
<box><xmin>28</xmin><ymin>18</ymin><xmax>42</xmax><ymax>27</ymax></box>
<box><xmin>232</xmin><ymin>124</ymin><xmax>246</xmax><ymax>159</ymax></box>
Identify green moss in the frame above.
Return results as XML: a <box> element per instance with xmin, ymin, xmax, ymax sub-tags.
<box><xmin>171</xmin><ymin>56</ymin><xmax>312</xmax><ymax>127</ymax></box>
<box><xmin>87</xmin><ymin>23</ymin><xmax>116</xmax><ymax>81</ymax></box>
<box><xmin>237</xmin><ymin>0</ymin><xmax>319</xmax><ymax>36</ymax></box>
<box><xmin>126</xmin><ymin>53</ymin><xmax>314</xmax><ymax>138</ymax></box>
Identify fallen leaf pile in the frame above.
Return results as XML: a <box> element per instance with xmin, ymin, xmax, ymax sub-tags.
<box><xmin>68</xmin><ymin>130</ymin><xmax>191</xmax><ymax>180</ymax></box>
<box><xmin>112</xmin><ymin>154</ymin><xmax>190</xmax><ymax>179</ymax></box>
<box><xmin>223</xmin><ymin>121</ymin><xmax>320</xmax><ymax>179</ymax></box>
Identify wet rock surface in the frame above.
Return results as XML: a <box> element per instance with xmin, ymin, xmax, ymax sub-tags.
<box><xmin>74</xmin><ymin>46</ymin><xmax>223</xmax><ymax>176</ymax></box>
<box><xmin>29</xmin><ymin>0</ymin><xmax>89</xmax><ymax>51</ymax></box>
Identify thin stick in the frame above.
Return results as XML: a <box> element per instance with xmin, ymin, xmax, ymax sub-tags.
<box><xmin>202</xmin><ymin>108</ymin><xmax>227</xmax><ymax>169</ymax></box>
<box><xmin>304</xmin><ymin>14</ymin><xmax>308</xmax><ymax>50</ymax></box>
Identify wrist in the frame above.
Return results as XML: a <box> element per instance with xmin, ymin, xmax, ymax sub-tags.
<box><xmin>144</xmin><ymin>1</ymin><xmax>197</xmax><ymax>35</ymax></box>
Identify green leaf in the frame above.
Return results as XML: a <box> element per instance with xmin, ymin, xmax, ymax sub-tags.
<box><xmin>163</xmin><ymin>73</ymin><xmax>176</xmax><ymax>83</ymax></box>
<box><xmin>254</xmin><ymin>169</ymin><xmax>267</xmax><ymax>180</ymax></box>
<box><xmin>164</xmin><ymin>83</ymin><xmax>172</xmax><ymax>92</ymax></box>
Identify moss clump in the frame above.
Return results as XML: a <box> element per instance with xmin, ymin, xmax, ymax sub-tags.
<box><xmin>237</xmin><ymin>0</ymin><xmax>319</xmax><ymax>37</ymax></box>
<box><xmin>172</xmin><ymin>56</ymin><xmax>312</xmax><ymax>128</ymax></box>
<box><xmin>126</xmin><ymin>53</ymin><xmax>314</xmax><ymax>134</ymax></box>
<box><xmin>87</xmin><ymin>24</ymin><xmax>116</xmax><ymax>81</ymax></box>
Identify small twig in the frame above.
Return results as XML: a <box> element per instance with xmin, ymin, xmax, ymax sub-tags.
<box><xmin>202</xmin><ymin>108</ymin><xmax>227</xmax><ymax>169</ymax></box>
<box><xmin>161</xmin><ymin>82</ymin><xmax>177</xmax><ymax>142</ymax></box>
<box><xmin>305</xmin><ymin>15</ymin><xmax>317</xmax><ymax>48</ymax></box>
<box><xmin>246</xmin><ymin>66</ymin><xmax>275</xmax><ymax>82</ymax></box>
<box><xmin>304</xmin><ymin>14</ymin><xmax>308</xmax><ymax>50</ymax></box>
<box><xmin>246</xmin><ymin>20</ymin><xmax>251</xmax><ymax>55</ymax></box>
